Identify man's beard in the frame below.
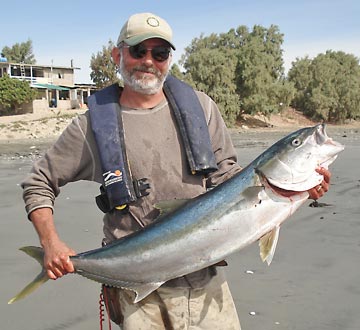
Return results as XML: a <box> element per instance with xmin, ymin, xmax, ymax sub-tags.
<box><xmin>119</xmin><ymin>57</ymin><xmax>168</xmax><ymax>95</ymax></box>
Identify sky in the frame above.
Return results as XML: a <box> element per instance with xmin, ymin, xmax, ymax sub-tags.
<box><xmin>1</xmin><ymin>0</ymin><xmax>359</xmax><ymax>83</ymax></box>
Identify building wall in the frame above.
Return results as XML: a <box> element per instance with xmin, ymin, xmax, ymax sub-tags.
<box><xmin>0</xmin><ymin>101</ymin><xmax>33</xmax><ymax>115</ymax></box>
<box><xmin>32</xmin><ymin>99</ymin><xmax>49</xmax><ymax>114</ymax></box>
<box><xmin>42</xmin><ymin>67</ymin><xmax>74</xmax><ymax>86</ymax></box>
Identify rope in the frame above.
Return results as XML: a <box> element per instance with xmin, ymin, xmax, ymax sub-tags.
<box><xmin>99</xmin><ymin>291</ymin><xmax>112</xmax><ymax>330</ymax></box>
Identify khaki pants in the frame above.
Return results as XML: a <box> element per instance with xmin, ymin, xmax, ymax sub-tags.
<box><xmin>115</xmin><ymin>270</ymin><xmax>241</xmax><ymax>330</ymax></box>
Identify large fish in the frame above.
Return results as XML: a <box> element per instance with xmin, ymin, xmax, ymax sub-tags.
<box><xmin>9</xmin><ymin>124</ymin><xmax>344</xmax><ymax>304</ymax></box>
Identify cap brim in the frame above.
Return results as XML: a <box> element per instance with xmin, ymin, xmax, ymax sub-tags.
<box><xmin>124</xmin><ymin>33</ymin><xmax>176</xmax><ymax>50</ymax></box>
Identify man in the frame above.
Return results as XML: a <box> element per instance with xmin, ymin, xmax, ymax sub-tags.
<box><xmin>22</xmin><ymin>12</ymin><xmax>330</xmax><ymax>329</ymax></box>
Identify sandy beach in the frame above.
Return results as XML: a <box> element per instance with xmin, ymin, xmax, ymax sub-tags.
<box><xmin>0</xmin><ymin>115</ymin><xmax>359</xmax><ymax>330</ymax></box>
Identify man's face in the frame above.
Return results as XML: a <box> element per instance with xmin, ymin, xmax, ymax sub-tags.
<box><xmin>115</xmin><ymin>38</ymin><xmax>172</xmax><ymax>95</ymax></box>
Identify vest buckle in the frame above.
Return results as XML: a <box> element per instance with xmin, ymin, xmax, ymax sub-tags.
<box><xmin>133</xmin><ymin>178</ymin><xmax>151</xmax><ymax>198</ymax></box>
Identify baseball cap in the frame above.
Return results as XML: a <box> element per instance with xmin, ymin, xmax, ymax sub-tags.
<box><xmin>117</xmin><ymin>13</ymin><xmax>176</xmax><ymax>50</ymax></box>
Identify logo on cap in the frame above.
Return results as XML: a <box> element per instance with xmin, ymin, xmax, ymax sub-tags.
<box><xmin>147</xmin><ymin>17</ymin><xmax>160</xmax><ymax>27</ymax></box>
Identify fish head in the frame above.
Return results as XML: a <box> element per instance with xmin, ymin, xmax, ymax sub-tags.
<box><xmin>257</xmin><ymin>124</ymin><xmax>344</xmax><ymax>191</ymax></box>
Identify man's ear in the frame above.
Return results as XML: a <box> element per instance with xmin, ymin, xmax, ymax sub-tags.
<box><xmin>112</xmin><ymin>47</ymin><xmax>121</xmax><ymax>65</ymax></box>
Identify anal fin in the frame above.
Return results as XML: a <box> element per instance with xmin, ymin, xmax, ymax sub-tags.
<box><xmin>259</xmin><ymin>225</ymin><xmax>280</xmax><ymax>265</ymax></box>
<box><xmin>132</xmin><ymin>282</ymin><xmax>164</xmax><ymax>303</ymax></box>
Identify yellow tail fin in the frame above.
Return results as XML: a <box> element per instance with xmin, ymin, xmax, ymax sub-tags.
<box><xmin>8</xmin><ymin>246</ymin><xmax>49</xmax><ymax>304</ymax></box>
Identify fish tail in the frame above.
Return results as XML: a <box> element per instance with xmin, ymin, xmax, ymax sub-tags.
<box><xmin>8</xmin><ymin>246</ymin><xmax>49</xmax><ymax>304</ymax></box>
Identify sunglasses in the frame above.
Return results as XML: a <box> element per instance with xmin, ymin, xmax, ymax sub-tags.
<box><xmin>121</xmin><ymin>43</ymin><xmax>171</xmax><ymax>62</ymax></box>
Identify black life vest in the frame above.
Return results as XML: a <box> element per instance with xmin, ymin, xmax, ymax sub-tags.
<box><xmin>88</xmin><ymin>75</ymin><xmax>218</xmax><ymax>213</ymax></box>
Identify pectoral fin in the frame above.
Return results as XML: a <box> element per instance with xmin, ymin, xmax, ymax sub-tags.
<box><xmin>259</xmin><ymin>226</ymin><xmax>280</xmax><ymax>265</ymax></box>
<box><xmin>154</xmin><ymin>199</ymin><xmax>190</xmax><ymax>216</ymax></box>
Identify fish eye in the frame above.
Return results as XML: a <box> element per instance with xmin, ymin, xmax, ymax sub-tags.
<box><xmin>291</xmin><ymin>138</ymin><xmax>302</xmax><ymax>147</ymax></box>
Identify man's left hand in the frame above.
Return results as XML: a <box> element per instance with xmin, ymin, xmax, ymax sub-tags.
<box><xmin>307</xmin><ymin>167</ymin><xmax>331</xmax><ymax>200</ymax></box>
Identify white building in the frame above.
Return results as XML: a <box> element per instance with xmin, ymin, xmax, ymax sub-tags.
<box><xmin>0</xmin><ymin>60</ymin><xmax>96</xmax><ymax>114</ymax></box>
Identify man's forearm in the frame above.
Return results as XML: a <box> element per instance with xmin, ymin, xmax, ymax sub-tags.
<box><xmin>29</xmin><ymin>207</ymin><xmax>75</xmax><ymax>278</ymax></box>
<box><xmin>29</xmin><ymin>208</ymin><xmax>60</xmax><ymax>248</ymax></box>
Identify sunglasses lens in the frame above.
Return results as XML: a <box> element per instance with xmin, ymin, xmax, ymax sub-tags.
<box><xmin>128</xmin><ymin>44</ymin><xmax>170</xmax><ymax>62</ymax></box>
<box><xmin>129</xmin><ymin>44</ymin><xmax>147</xmax><ymax>59</ymax></box>
<box><xmin>152</xmin><ymin>47</ymin><xmax>170</xmax><ymax>62</ymax></box>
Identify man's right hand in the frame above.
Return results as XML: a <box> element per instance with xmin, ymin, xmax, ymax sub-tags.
<box><xmin>43</xmin><ymin>239</ymin><xmax>76</xmax><ymax>279</ymax></box>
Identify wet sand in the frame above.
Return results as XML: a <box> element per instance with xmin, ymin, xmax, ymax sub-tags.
<box><xmin>1</xmin><ymin>127</ymin><xmax>359</xmax><ymax>330</ymax></box>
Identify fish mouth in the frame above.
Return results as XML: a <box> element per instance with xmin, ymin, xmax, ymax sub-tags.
<box><xmin>312</xmin><ymin>124</ymin><xmax>345</xmax><ymax>176</ymax></box>
<box><xmin>315</xmin><ymin>124</ymin><xmax>345</xmax><ymax>153</ymax></box>
<box><xmin>260</xmin><ymin>174</ymin><xmax>306</xmax><ymax>198</ymax></box>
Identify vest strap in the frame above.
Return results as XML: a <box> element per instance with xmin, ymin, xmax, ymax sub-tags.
<box><xmin>163</xmin><ymin>75</ymin><xmax>218</xmax><ymax>174</ymax></box>
<box><xmin>88</xmin><ymin>84</ymin><xmax>137</xmax><ymax>211</ymax></box>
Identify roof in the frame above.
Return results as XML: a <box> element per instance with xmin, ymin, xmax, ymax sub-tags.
<box><xmin>0</xmin><ymin>61</ymin><xmax>80</xmax><ymax>70</ymax></box>
<box><xmin>31</xmin><ymin>83</ymin><xmax>70</xmax><ymax>91</ymax></box>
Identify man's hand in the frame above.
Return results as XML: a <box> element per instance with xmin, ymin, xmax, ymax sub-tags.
<box><xmin>43</xmin><ymin>239</ymin><xmax>76</xmax><ymax>280</ymax></box>
<box><xmin>307</xmin><ymin>167</ymin><xmax>331</xmax><ymax>200</ymax></box>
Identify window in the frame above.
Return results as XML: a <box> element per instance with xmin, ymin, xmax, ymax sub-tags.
<box><xmin>59</xmin><ymin>90</ymin><xmax>69</xmax><ymax>100</ymax></box>
<box><xmin>53</xmin><ymin>70</ymin><xmax>64</xmax><ymax>79</ymax></box>
<box><xmin>11</xmin><ymin>66</ymin><xmax>21</xmax><ymax>76</ymax></box>
<box><xmin>33</xmin><ymin>68</ymin><xmax>44</xmax><ymax>77</ymax></box>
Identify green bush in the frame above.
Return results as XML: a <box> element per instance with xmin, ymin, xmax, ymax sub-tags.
<box><xmin>0</xmin><ymin>75</ymin><xmax>37</xmax><ymax>115</ymax></box>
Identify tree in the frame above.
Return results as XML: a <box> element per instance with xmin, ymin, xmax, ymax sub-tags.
<box><xmin>180</xmin><ymin>25</ymin><xmax>294</xmax><ymax>126</ymax></box>
<box><xmin>0</xmin><ymin>75</ymin><xmax>37</xmax><ymax>114</ymax></box>
<box><xmin>235</xmin><ymin>25</ymin><xmax>294</xmax><ymax>117</ymax></box>
<box><xmin>184</xmin><ymin>47</ymin><xmax>240</xmax><ymax>126</ymax></box>
<box><xmin>287</xmin><ymin>56</ymin><xmax>312</xmax><ymax>112</ymax></box>
<box><xmin>169</xmin><ymin>63</ymin><xmax>184</xmax><ymax>80</ymax></box>
<box><xmin>181</xmin><ymin>34</ymin><xmax>240</xmax><ymax>126</ymax></box>
<box><xmin>288</xmin><ymin>51</ymin><xmax>360</xmax><ymax>123</ymax></box>
<box><xmin>1</xmin><ymin>39</ymin><xmax>36</xmax><ymax>64</ymax></box>
<box><xmin>90</xmin><ymin>40</ymin><xmax>120</xmax><ymax>88</ymax></box>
